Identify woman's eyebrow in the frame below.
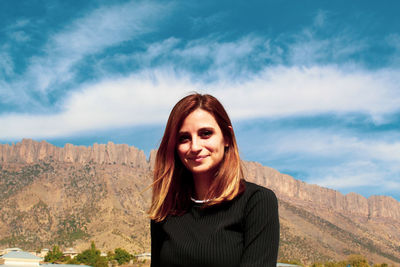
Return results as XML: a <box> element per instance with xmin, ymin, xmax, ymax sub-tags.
<box><xmin>198</xmin><ymin>126</ymin><xmax>214</xmax><ymax>131</ymax></box>
<box><xmin>179</xmin><ymin>126</ymin><xmax>215</xmax><ymax>134</ymax></box>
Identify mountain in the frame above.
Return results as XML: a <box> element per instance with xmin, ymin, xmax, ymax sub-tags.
<box><xmin>0</xmin><ymin>139</ymin><xmax>399</xmax><ymax>265</ymax></box>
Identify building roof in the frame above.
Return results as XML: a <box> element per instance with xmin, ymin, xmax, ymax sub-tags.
<box><xmin>1</xmin><ymin>251</ymin><xmax>42</xmax><ymax>260</ymax></box>
<box><xmin>4</xmin><ymin>248</ymin><xmax>22</xmax><ymax>252</ymax></box>
<box><xmin>0</xmin><ymin>264</ymin><xmax>90</xmax><ymax>267</ymax></box>
<box><xmin>277</xmin><ymin>263</ymin><xmax>302</xmax><ymax>267</ymax></box>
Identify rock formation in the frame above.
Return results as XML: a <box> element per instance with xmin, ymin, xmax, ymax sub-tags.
<box><xmin>244</xmin><ymin>161</ymin><xmax>400</xmax><ymax>221</ymax></box>
<box><xmin>0</xmin><ymin>139</ymin><xmax>148</xmax><ymax>168</ymax></box>
<box><xmin>0</xmin><ymin>139</ymin><xmax>399</xmax><ymax>265</ymax></box>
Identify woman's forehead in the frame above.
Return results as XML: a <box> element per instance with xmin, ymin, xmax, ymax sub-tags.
<box><xmin>179</xmin><ymin>109</ymin><xmax>220</xmax><ymax>131</ymax></box>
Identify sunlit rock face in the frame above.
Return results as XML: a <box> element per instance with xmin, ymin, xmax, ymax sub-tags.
<box><xmin>0</xmin><ymin>139</ymin><xmax>148</xmax><ymax>168</ymax></box>
<box><xmin>243</xmin><ymin>161</ymin><xmax>400</xmax><ymax>220</ymax></box>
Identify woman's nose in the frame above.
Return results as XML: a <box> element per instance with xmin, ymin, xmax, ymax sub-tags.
<box><xmin>190</xmin><ymin>137</ymin><xmax>201</xmax><ymax>152</ymax></box>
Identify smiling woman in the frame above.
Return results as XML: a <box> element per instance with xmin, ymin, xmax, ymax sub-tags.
<box><xmin>176</xmin><ymin>109</ymin><xmax>228</xmax><ymax>198</ymax></box>
<box><xmin>148</xmin><ymin>93</ymin><xmax>279</xmax><ymax>267</ymax></box>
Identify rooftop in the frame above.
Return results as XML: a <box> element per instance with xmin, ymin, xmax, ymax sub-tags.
<box><xmin>1</xmin><ymin>251</ymin><xmax>42</xmax><ymax>260</ymax></box>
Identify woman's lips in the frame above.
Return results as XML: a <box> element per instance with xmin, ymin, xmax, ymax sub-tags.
<box><xmin>190</xmin><ymin>155</ymin><xmax>208</xmax><ymax>163</ymax></box>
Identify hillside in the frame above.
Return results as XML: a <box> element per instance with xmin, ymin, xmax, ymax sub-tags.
<box><xmin>0</xmin><ymin>139</ymin><xmax>399</xmax><ymax>265</ymax></box>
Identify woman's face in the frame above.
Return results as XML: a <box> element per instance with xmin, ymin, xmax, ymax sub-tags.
<box><xmin>177</xmin><ymin>108</ymin><xmax>227</xmax><ymax>178</ymax></box>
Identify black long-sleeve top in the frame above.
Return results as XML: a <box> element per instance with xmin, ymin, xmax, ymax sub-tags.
<box><xmin>150</xmin><ymin>181</ymin><xmax>279</xmax><ymax>267</ymax></box>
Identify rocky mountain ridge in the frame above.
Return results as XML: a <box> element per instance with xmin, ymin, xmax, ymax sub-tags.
<box><xmin>245</xmin><ymin>161</ymin><xmax>400</xmax><ymax>221</ymax></box>
<box><xmin>0</xmin><ymin>139</ymin><xmax>148</xmax><ymax>168</ymax></box>
<box><xmin>2</xmin><ymin>139</ymin><xmax>399</xmax><ymax>222</ymax></box>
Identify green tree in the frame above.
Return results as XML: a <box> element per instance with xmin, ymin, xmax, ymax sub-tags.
<box><xmin>66</xmin><ymin>257</ymin><xmax>80</xmax><ymax>265</ymax></box>
<box><xmin>347</xmin><ymin>254</ymin><xmax>370</xmax><ymax>267</ymax></box>
<box><xmin>114</xmin><ymin>248</ymin><xmax>132</xmax><ymax>265</ymax></box>
<box><xmin>94</xmin><ymin>256</ymin><xmax>108</xmax><ymax>267</ymax></box>
<box><xmin>76</xmin><ymin>241</ymin><xmax>108</xmax><ymax>267</ymax></box>
<box><xmin>44</xmin><ymin>245</ymin><xmax>64</xmax><ymax>263</ymax></box>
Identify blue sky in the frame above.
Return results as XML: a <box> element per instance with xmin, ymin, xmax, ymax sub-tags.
<box><xmin>1</xmin><ymin>0</ymin><xmax>400</xmax><ymax>200</ymax></box>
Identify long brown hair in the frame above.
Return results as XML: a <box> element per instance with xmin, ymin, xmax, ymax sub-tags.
<box><xmin>148</xmin><ymin>93</ymin><xmax>244</xmax><ymax>222</ymax></box>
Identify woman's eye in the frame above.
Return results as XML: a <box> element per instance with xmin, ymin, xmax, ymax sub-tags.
<box><xmin>200</xmin><ymin>130</ymin><xmax>213</xmax><ymax>138</ymax></box>
<box><xmin>178</xmin><ymin>135</ymin><xmax>190</xmax><ymax>143</ymax></box>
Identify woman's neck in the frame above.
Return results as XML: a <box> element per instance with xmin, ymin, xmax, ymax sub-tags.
<box><xmin>192</xmin><ymin>172</ymin><xmax>213</xmax><ymax>200</ymax></box>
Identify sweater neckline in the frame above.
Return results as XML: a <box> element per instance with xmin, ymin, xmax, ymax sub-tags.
<box><xmin>190</xmin><ymin>197</ymin><xmax>214</xmax><ymax>204</ymax></box>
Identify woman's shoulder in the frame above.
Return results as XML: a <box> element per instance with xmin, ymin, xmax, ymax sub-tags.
<box><xmin>239</xmin><ymin>180</ymin><xmax>278</xmax><ymax>218</ymax></box>
<box><xmin>243</xmin><ymin>180</ymin><xmax>277</xmax><ymax>198</ymax></box>
<box><xmin>234</xmin><ymin>180</ymin><xmax>278</xmax><ymax>208</ymax></box>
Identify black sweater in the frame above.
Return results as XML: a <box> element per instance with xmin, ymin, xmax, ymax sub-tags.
<box><xmin>150</xmin><ymin>181</ymin><xmax>279</xmax><ymax>267</ymax></box>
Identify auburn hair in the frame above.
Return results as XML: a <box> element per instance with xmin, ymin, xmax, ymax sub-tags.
<box><xmin>148</xmin><ymin>93</ymin><xmax>245</xmax><ymax>222</ymax></box>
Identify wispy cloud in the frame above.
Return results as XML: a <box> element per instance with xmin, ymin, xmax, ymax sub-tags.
<box><xmin>286</xmin><ymin>12</ymin><xmax>368</xmax><ymax>66</ymax></box>
<box><xmin>237</xmin><ymin>125</ymin><xmax>400</xmax><ymax>197</ymax></box>
<box><xmin>9</xmin><ymin>31</ymin><xmax>30</xmax><ymax>42</ymax></box>
<box><xmin>0</xmin><ymin>68</ymin><xmax>196</xmax><ymax>139</ymax></box>
<box><xmin>1</xmin><ymin>1</ymin><xmax>169</xmax><ymax>109</ymax></box>
<box><xmin>1</xmin><ymin>63</ymin><xmax>399</xmax><ymax>138</ymax></box>
<box><xmin>0</xmin><ymin>51</ymin><xmax>14</xmax><ymax>77</ymax></box>
<box><xmin>109</xmin><ymin>35</ymin><xmax>269</xmax><ymax>81</ymax></box>
<box><xmin>216</xmin><ymin>65</ymin><xmax>400</xmax><ymax>122</ymax></box>
<box><xmin>386</xmin><ymin>33</ymin><xmax>400</xmax><ymax>66</ymax></box>
<box><xmin>4</xmin><ymin>18</ymin><xmax>31</xmax><ymax>44</ymax></box>
<box><xmin>308</xmin><ymin>160</ymin><xmax>400</xmax><ymax>196</ymax></box>
<box><xmin>313</xmin><ymin>10</ymin><xmax>327</xmax><ymax>28</ymax></box>
<box><xmin>30</xmin><ymin>1</ymin><xmax>167</xmax><ymax>92</ymax></box>
<box><xmin>2</xmin><ymin>13</ymin><xmax>400</xmax><ymax>136</ymax></box>
<box><xmin>8</xmin><ymin>18</ymin><xmax>30</xmax><ymax>29</ymax></box>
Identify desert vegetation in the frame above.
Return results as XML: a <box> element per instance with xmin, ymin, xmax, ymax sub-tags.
<box><xmin>44</xmin><ymin>242</ymin><xmax>148</xmax><ymax>267</ymax></box>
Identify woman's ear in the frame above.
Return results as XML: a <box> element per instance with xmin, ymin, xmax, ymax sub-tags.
<box><xmin>225</xmin><ymin>126</ymin><xmax>233</xmax><ymax>147</ymax></box>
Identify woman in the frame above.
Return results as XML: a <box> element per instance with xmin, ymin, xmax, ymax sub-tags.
<box><xmin>149</xmin><ymin>93</ymin><xmax>279</xmax><ymax>267</ymax></box>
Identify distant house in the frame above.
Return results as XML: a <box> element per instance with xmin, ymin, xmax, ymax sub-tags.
<box><xmin>0</xmin><ymin>248</ymin><xmax>23</xmax><ymax>256</ymax></box>
<box><xmin>62</xmin><ymin>248</ymin><xmax>78</xmax><ymax>259</ymax></box>
<box><xmin>0</xmin><ymin>250</ymin><xmax>43</xmax><ymax>266</ymax></box>
<box><xmin>277</xmin><ymin>263</ymin><xmax>302</xmax><ymax>267</ymax></box>
<box><xmin>134</xmin><ymin>252</ymin><xmax>151</xmax><ymax>262</ymax></box>
<box><xmin>0</xmin><ymin>250</ymin><xmax>90</xmax><ymax>267</ymax></box>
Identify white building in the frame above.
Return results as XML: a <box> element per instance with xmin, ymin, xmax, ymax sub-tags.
<box><xmin>0</xmin><ymin>248</ymin><xmax>23</xmax><ymax>256</ymax></box>
<box><xmin>0</xmin><ymin>250</ymin><xmax>90</xmax><ymax>267</ymax></box>
<box><xmin>0</xmin><ymin>251</ymin><xmax>42</xmax><ymax>266</ymax></box>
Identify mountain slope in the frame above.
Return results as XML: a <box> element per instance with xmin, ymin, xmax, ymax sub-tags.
<box><xmin>0</xmin><ymin>139</ymin><xmax>399</xmax><ymax>265</ymax></box>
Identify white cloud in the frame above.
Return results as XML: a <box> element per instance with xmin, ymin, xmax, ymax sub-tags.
<box><xmin>126</xmin><ymin>35</ymin><xmax>267</xmax><ymax>77</ymax></box>
<box><xmin>313</xmin><ymin>10</ymin><xmax>327</xmax><ymax>28</ymax></box>
<box><xmin>0</xmin><ymin>68</ymin><xmax>198</xmax><ymax>139</ymax></box>
<box><xmin>215</xmin><ymin>65</ymin><xmax>400</xmax><ymax>122</ymax></box>
<box><xmin>8</xmin><ymin>18</ymin><xmax>30</xmax><ymax>29</ymax></box>
<box><xmin>281</xmin><ymin>130</ymin><xmax>400</xmax><ymax>163</ymax></box>
<box><xmin>190</xmin><ymin>12</ymin><xmax>228</xmax><ymax>32</ymax></box>
<box><xmin>9</xmin><ymin>31</ymin><xmax>30</xmax><ymax>42</ymax></box>
<box><xmin>24</xmin><ymin>1</ymin><xmax>169</xmax><ymax>94</ymax></box>
<box><xmin>386</xmin><ymin>33</ymin><xmax>400</xmax><ymax>66</ymax></box>
<box><xmin>307</xmin><ymin>160</ymin><xmax>400</xmax><ymax>195</ymax></box>
<box><xmin>1</xmin><ymin>62</ymin><xmax>400</xmax><ymax>141</ymax></box>
<box><xmin>282</xmin><ymin>131</ymin><xmax>400</xmax><ymax>194</ymax></box>
<box><xmin>288</xmin><ymin>31</ymin><xmax>367</xmax><ymax>66</ymax></box>
<box><xmin>0</xmin><ymin>0</ymin><xmax>170</xmax><ymax>109</ymax></box>
<box><xmin>0</xmin><ymin>52</ymin><xmax>14</xmax><ymax>77</ymax></box>
<box><xmin>235</xmin><ymin>122</ymin><xmax>400</xmax><ymax>196</ymax></box>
